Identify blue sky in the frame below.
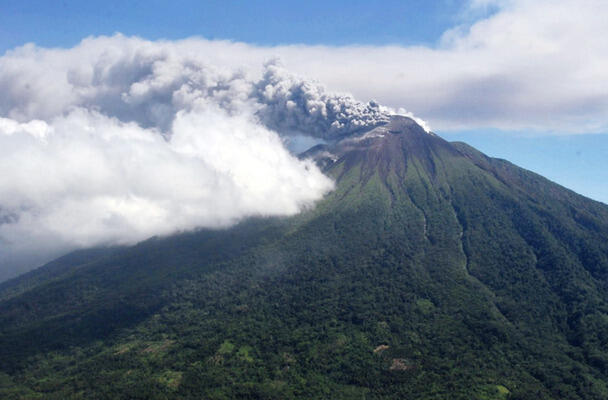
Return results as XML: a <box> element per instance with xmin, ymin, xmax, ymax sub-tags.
<box><xmin>0</xmin><ymin>0</ymin><xmax>606</xmax><ymax>204</ymax></box>
<box><xmin>442</xmin><ymin>130</ymin><xmax>608</xmax><ymax>205</ymax></box>
<box><xmin>0</xmin><ymin>1</ymin><xmax>471</xmax><ymax>50</ymax></box>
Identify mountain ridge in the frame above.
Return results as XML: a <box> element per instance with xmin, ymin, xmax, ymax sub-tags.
<box><xmin>1</xmin><ymin>116</ymin><xmax>608</xmax><ymax>399</ymax></box>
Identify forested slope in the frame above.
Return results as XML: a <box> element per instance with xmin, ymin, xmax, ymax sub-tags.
<box><xmin>1</xmin><ymin>117</ymin><xmax>608</xmax><ymax>399</ymax></box>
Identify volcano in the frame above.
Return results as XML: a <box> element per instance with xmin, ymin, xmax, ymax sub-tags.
<box><xmin>2</xmin><ymin>116</ymin><xmax>608</xmax><ymax>399</ymax></box>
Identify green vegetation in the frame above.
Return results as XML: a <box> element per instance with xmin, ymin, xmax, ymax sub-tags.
<box><xmin>1</xmin><ymin>119</ymin><xmax>608</xmax><ymax>398</ymax></box>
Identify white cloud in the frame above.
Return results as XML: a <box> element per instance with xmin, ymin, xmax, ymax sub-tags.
<box><xmin>0</xmin><ymin>106</ymin><xmax>334</xmax><ymax>278</ymax></box>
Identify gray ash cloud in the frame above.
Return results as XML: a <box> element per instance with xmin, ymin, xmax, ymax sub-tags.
<box><xmin>254</xmin><ymin>61</ymin><xmax>390</xmax><ymax>139</ymax></box>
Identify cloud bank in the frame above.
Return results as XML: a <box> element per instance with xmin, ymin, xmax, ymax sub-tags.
<box><xmin>65</xmin><ymin>0</ymin><xmax>601</xmax><ymax>135</ymax></box>
<box><xmin>287</xmin><ymin>0</ymin><xmax>608</xmax><ymax>133</ymax></box>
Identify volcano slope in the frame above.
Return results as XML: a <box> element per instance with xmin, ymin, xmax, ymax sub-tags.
<box><xmin>2</xmin><ymin>116</ymin><xmax>608</xmax><ymax>399</ymax></box>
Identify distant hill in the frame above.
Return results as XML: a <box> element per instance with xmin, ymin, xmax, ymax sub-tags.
<box><xmin>2</xmin><ymin>116</ymin><xmax>608</xmax><ymax>399</ymax></box>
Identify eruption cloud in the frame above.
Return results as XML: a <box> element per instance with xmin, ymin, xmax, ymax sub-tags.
<box><xmin>0</xmin><ymin>36</ymin><xmax>405</xmax><ymax>279</ymax></box>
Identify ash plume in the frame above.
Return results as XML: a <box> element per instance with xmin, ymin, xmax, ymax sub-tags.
<box><xmin>254</xmin><ymin>61</ymin><xmax>390</xmax><ymax>139</ymax></box>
